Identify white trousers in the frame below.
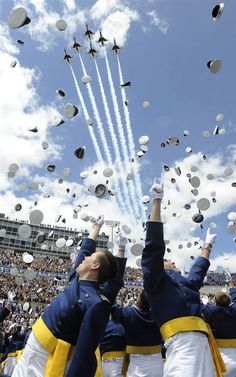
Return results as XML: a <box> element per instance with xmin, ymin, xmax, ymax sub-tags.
<box><xmin>220</xmin><ymin>347</ymin><xmax>236</xmax><ymax>377</ymax></box>
<box><xmin>164</xmin><ymin>331</ymin><xmax>216</xmax><ymax>377</ymax></box>
<box><xmin>127</xmin><ymin>353</ymin><xmax>164</xmax><ymax>377</ymax></box>
<box><xmin>12</xmin><ymin>332</ymin><xmax>72</xmax><ymax>377</ymax></box>
<box><xmin>3</xmin><ymin>356</ymin><xmax>17</xmax><ymax>375</ymax></box>
<box><xmin>102</xmin><ymin>357</ymin><xmax>124</xmax><ymax>377</ymax></box>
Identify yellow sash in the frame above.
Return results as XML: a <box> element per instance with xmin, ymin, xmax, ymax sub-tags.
<box><xmin>102</xmin><ymin>351</ymin><xmax>125</xmax><ymax>360</ymax></box>
<box><xmin>216</xmin><ymin>339</ymin><xmax>236</xmax><ymax>348</ymax></box>
<box><xmin>126</xmin><ymin>344</ymin><xmax>161</xmax><ymax>355</ymax></box>
<box><xmin>33</xmin><ymin>317</ymin><xmax>70</xmax><ymax>377</ymax></box>
<box><xmin>94</xmin><ymin>348</ymin><xmax>102</xmax><ymax>377</ymax></box>
<box><xmin>160</xmin><ymin>316</ymin><xmax>227</xmax><ymax>377</ymax></box>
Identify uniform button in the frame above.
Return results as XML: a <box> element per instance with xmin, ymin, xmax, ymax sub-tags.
<box><xmin>71</xmin><ymin>304</ymin><xmax>75</xmax><ymax>309</ymax></box>
<box><xmin>78</xmin><ymin>299</ymin><xmax>82</xmax><ymax>304</ymax></box>
<box><xmin>85</xmin><ymin>293</ymin><xmax>89</xmax><ymax>298</ymax></box>
<box><xmin>62</xmin><ymin>312</ymin><xmax>66</xmax><ymax>317</ymax></box>
<box><xmin>58</xmin><ymin>321</ymin><xmax>62</xmax><ymax>327</ymax></box>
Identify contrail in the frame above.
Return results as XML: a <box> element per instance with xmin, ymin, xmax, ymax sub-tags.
<box><xmin>104</xmin><ymin>50</ymin><xmax>141</xmax><ymax>218</ymax></box>
<box><xmin>94</xmin><ymin>59</ymin><xmax>136</xmax><ymax>217</ymax></box>
<box><xmin>70</xmin><ymin>64</ymin><xmax>103</xmax><ymax>162</ymax></box>
<box><xmin>117</xmin><ymin>56</ymin><xmax>146</xmax><ymax>221</ymax></box>
<box><xmin>78</xmin><ymin>56</ymin><xmax>133</xmax><ymax>215</ymax></box>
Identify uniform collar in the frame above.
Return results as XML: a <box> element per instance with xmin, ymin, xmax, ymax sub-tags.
<box><xmin>79</xmin><ymin>279</ymin><xmax>99</xmax><ymax>288</ymax></box>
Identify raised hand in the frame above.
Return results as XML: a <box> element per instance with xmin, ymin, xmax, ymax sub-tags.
<box><xmin>149</xmin><ymin>177</ymin><xmax>164</xmax><ymax>200</ymax></box>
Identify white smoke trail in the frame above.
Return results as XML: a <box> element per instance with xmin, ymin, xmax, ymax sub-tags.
<box><xmin>78</xmin><ymin>56</ymin><xmax>133</xmax><ymax>215</ymax></box>
<box><xmin>70</xmin><ymin>65</ymin><xmax>103</xmax><ymax>162</ymax></box>
<box><xmin>94</xmin><ymin>59</ymin><xmax>136</xmax><ymax>217</ymax></box>
<box><xmin>104</xmin><ymin>51</ymin><xmax>141</xmax><ymax>218</ymax></box>
<box><xmin>117</xmin><ymin>56</ymin><xmax>146</xmax><ymax>221</ymax></box>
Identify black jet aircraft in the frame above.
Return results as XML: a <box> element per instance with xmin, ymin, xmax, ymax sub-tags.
<box><xmin>97</xmin><ymin>30</ymin><xmax>108</xmax><ymax>46</ymax></box>
<box><xmin>85</xmin><ymin>23</ymin><xmax>94</xmax><ymax>39</ymax></box>
<box><xmin>88</xmin><ymin>42</ymin><xmax>97</xmax><ymax>58</ymax></box>
<box><xmin>72</xmin><ymin>36</ymin><xmax>81</xmax><ymax>52</ymax></box>
<box><xmin>112</xmin><ymin>39</ymin><xmax>120</xmax><ymax>54</ymax></box>
<box><xmin>63</xmin><ymin>48</ymin><xmax>72</xmax><ymax>63</ymax></box>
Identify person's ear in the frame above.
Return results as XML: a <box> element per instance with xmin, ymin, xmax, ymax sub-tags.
<box><xmin>91</xmin><ymin>262</ymin><xmax>100</xmax><ymax>271</ymax></box>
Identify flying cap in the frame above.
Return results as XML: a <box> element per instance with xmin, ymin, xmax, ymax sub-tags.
<box><xmin>63</xmin><ymin>168</ymin><xmax>71</xmax><ymax>177</ymax></box>
<box><xmin>167</xmin><ymin>136</ymin><xmax>179</xmax><ymax>146</ymax></box>
<box><xmin>56</xmin><ymin>238</ymin><xmax>66</xmax><ymax>248</ymax></box>
<box><xmin>8</xmin><ymin>7</ymin><xmax>31</xmax><ymax>29</ymax></box>
<box><xmin>184</xmin><ymin>130</ymin><xmax>190</xmax><ymax>136</ymax></box>
<box><xmin>216</xmin><ymin>113</ymin><xmax>224</xmax><ymax>122</ymax></box>
<box><xmin>23</xmin><ymin>253</ymin><xmax>34</xmax><ymax>263</ymax></box>
<box><xmin>11</xmin><ymin>60</ymin><xmax>17</xmax><ymax>68</ymax></box>
<box><xmin>137</xmin><ymin>151</ymin><xmax>144</xmax><ymax>157</ymax></box>
<box><xmin>66</xmin><ymin>239</ymin><xmax>74</xmax><ymax>247</ymax></box>
<box><xmin>224</xmin><ymin>167</ymin><xmax>233</xmax><ymax>177</ymax></box>
<box><xmin>207</xmin><ymin>59</ymin><xmax>222</xmax><ymax>73</ymax></box>
<box><xmin>36</xmin><ymin>232</ymin><xmax>46</xmax><ymax>243</ymax></box>
<box><xmin>81</xmin><ymin>75</ymin><xmax>91</xmax><ymax>84</ymax></box>
<box><xmin>47</xmin><ymin>164</ymin><xmax>56</xmax><ymax>173</ymax></box>
<box><xmin>80</xmin><ymin>213</ymin><xmax>90</xmax><ymax>222</ymax></box>
<box><xmin>103</xmin><ymin>168</ymin><xmax>113</xmax><ymax>177</ymax></box>
<box><xmin>9</xmin><ymin>163</ymin><xmax>19</xmax><ymax>173</ymax></box>
<box><xmin>192</xmin><ymin>213</ymin><xmax>204</xmax><ymax>223</ymax></box>
<box><xmin>190</xmin><ymin>166</ymin><xmax>198</xmax><ymax>172</ymax></box>
<box><xmin>56</xmin><ymin>89</ymin><xmax>65</xmax><ymax>97</ymax></box>
<box><xmin>122</xmin><ymin>225</ymin><xmax>131</xmax><ymax>234</ymax></box>
<box><xmin>207</xmin><ymin>173</ymin><xmax>214</xmax><ymax>180</ymax></box>
<box><xmin>74</xmin><ymin>147</ymin><xmax>85</xmax><ymax>159</ymax></box>
<box><xmin>51</xmin><ymin>116</ymin><xmax>65</xmax><ymax>127</ymax></box>
<box><xmin>29</xmin><ymin>209</ymin><xmax>44</xmax><ymax>224</ymax></box>
<box><xmin>140</xmin><ymin>145</ymin><xmax>148</xmax><ymax>153</ymax></box>
<box><xmin>197</xmin><ymin>198</ymin><xmax>210</xmax><ymax>211</ymax></box>
<box><xmin>174</xmin><ymin>166</ymin><xmax>181</xmax><ymax>176</ymax></box>
<box><xmin>42</xmin><ymin>141</ymin><xmax>49</xmax><ymax>150</ymax></box>
<box><xmin>55</xmin><ymin>19</ymin><xmax>67</xmax><ymax>31</ymax></box>
<box><xmin>142</xmin><ymin>195</ymin><xmax>150</xmax><ymax>204</ymax></box>
<box><xmin>80</xmin><ymin>171</ymin><xmax>89</xmax><ymax>179</ymax></box>
<box><xmin>203</xmin><ymin>131</ymin><xmax>210</xmax><ymax>138</ymax></box>
<box><xmin>23</xmin><ymin>302</ymin><xmax>30</xmax><ymax>312</ymax></box>
<box><xmin>18</xmin><ymin>224</ymin><xmax>31</xmax><ymax>239</ymax></box>
<box><xmin>219</xmin><ymin>128</ymin><xmax>226</xmax><ymax>135</ymax></box>
<box><xmin>139</xmin><ymin>136</ymin><xmax>149</xmax><ymax>145</ymax></box>
<box><xmin>0</xmin><ymin>228</ymin><xmax>6</xmax><ymax>238</ymax></box>
<box><xmin>228</xmin><ymin>212</ymin><xmax>236</xmax><ymax>221</ymax></box>
<box><xmin>130</xmin><ymin>243</ymin><xmax>143</xmax><ymax>256</ymax></box>
<box><xmin>212</xmin><ymin>3</ymin><xmax>224</xmax><ymax>21</ymax></box>
<box><xmin>190</xmin><ymin>176</ymin><xmax>200</xmax><ymax>188</ymax></box>
<box><xmin>142</xmin><ymin>101</ymin><xmax>150</xmax><ymax>108</ymax></box>
<box><xmin>15</xmin><ymin>203</ymin><xmax>22</xmax><ymax>211</ymax></box>
<box><xmin>64</xmin><ymin>103</ymin><xmax>78</xmax><ymax>119</ymax></box>
<box><xmin>127</xmin><ymin>172</ymin><xmax>134</xmax><ymax>180</ymax></box>
<box><xmin>185</xmin><ymin>147</ymin><xmax>192</xmax><ymax>153</ymax></box>
<box><xmin>228</xmin><ymin>221</ymin><xmax>236</xmax><ymax>234</ymax></box>
<box><xmin>94</xmin><ymin>184</ymin><xmax>107</xmax><ymax>198</ymax></box>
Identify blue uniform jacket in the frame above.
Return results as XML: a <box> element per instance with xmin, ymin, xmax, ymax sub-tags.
<box><xmin>141</xmin><ymin>221</ymin><xmax>210</xmax><ymax>327</ymax></box>
<box><xmin>201</xmin><ymin>288</ymin><xmax>236</xmax><ymax>339</ymax></box>
<box><xmin>112</xmin><ymin>305</ymin><xmax>162</xmax><ymax>347</ymax></box>
<box><xmin>100</xmin><ymin>319</ymin><xmax>126</xmax><ymax>356</ymax></box>
<box><xmin>41</xmin><ymin>238</ymin><xmax>127</xmax><ymax>377</ymax></box>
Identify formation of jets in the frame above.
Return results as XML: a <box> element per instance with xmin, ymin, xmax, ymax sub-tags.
<box><xmin>63</xmin><ymin>24</ymin><xmax>121</xmax><ymax>63</ymax></box>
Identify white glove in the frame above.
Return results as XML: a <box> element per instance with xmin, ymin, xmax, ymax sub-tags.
<box><xmin>115</xmin><ymin>227</ymin><xmax>127</xmax><ymax>248</ymax></box>
<box><xmin>205</xmin><ymin>227</ymin><xmax>217</xmax><ymax>247</ymax></box>
<box><xmin>90</xmin><ymin>215</ymin><xmax>104</xmax><ymax>227</ymax></box>
<box><xmin>224</xmin><ymin>269</ymin><xmax>232</xmax><ymax>283</ymax></box>
<box><xmin>149</xmin><ymin>178</ymin><xmax>164</xmax><ymax>200</ymax></box>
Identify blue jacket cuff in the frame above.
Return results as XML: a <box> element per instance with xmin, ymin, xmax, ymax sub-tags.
<box><xmin>146</xmin><ymin>221</ymin><xmax>164</xmax><ymax>239</ymax></box>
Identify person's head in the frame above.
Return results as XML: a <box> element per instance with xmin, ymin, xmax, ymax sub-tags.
<box><xmin>164</xmin><ymin>259</ymin><xmax>181</xmax><ymax>273</ymax></box>
<box><xmin>214</xmin><ymin>292</ymin><xmax>231</xmax><ymax>308</ymax></box>
<box><xmin>136</xmin><ymin>289</ymin><xmax>150</xmax><ymax>312</ymax></box>
<box><xmin>77</xmin><ymin>250</ymin><xmax>118</xmax><ymax>284</ymax></box>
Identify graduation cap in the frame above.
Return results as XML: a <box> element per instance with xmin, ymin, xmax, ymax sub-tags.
<box><xmin>74</xmin><ymin>147</ymin><xmax>85</xmax><ymax>159</ymax></box>
<box><xmin>197</xmin><ymin>198</ymin><xmax>210</xmax><ymax>211</ymax></box>
<box><xmin>55</xmin><ymin>19</ymin><xmax>67</xmax><ymax>31</ymax></box>
<box><xmin>47</xmin><ymin>164</ymin><xmax>56</xmax><ymax>172</ymax></box>
<box><xmin>29</xmin><ymin>209</ymin><xmax>44</xmax><ymax>224</ymax></box>
<box><xmin>81</xmin><ymin>75</ymin><xmax>91</xmax><ymax>84</ymax></box>
<box><xmin>11</xmin><ymin>60</ymin><xmax>17</xmax><ymax>68</ymax></box>
<box><xmin>8</xmin><ymin>7</ymin><xmax>31</xmax><ymax>29</ymax></box>
<box><xmin>192</xmin><ymin>213</ymin><xmax>204</xmax><ymax>223</ymax></box>
<box><xmin>207</xmin><ymin>59</ymin><xmax>222</xmax><ymax>73</ymax></box>
<box><xmin>121</xmin><ymin>81</ymin><xmax>131</xmax><ymax>88</ymax></box>
<box><xmin>64</xmin><ymin>103</ymin><xmax>79</xmax><ymax>119</ymax></box>
<box><xmin>15</xmin><ymin>203</ymin><xmax>22</xmax><ymax>211</ymax></box>
<box><xmin>212</xmin><ymin>3</ymin><xmax>224</xmax><ymax>21</ymax></box>
<box><xmin>17</xmin><ymin>39</ymin><xmax>24</xmax><ymax>45</ymax></box>
<box><xmin>28</xmin><ymin>126</ymin><xmax>38</xmax><ymax>133</ymax></box>
<box><xmin>166</xmin><ymin>136</ymin><xmax>179</xmax><ymax>146</ymax></box>
<box><xmin>56</xmin><ymin>89</ymin><xmax>65</xmax><ymax>97</ymax></box>
<box><xmin>18</xmin><ymin>224</ymin><xmax>31</xmax><ymax>239</ymax></box>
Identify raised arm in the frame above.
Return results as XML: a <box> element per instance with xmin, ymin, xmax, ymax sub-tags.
<box><xmin>102</xmin><ymin>229</ymin><xmax>127</xmax><ymax>304</ymax></box>
<box><xmin>141</xmin><ymin>179</ymin><xmax>166</xmax><ymax>294</ymax></box>
<box><xmin>187</xmin><ymin>227</ymin><xmax>216</xmax><ymax>290</ymax></box>
<box><xmin>69</xmin><ymin>217</ymin><xmax>104</xmax><ymax>280</ymax></box>
<box><xmin>66</xmin><ymin>300</ymin><xmax>111</xmax><ymax>377</ymax></box>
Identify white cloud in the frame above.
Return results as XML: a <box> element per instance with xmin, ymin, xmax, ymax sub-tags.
<box><xmin>90</xmin><ymin>0</ymin><xmax>121</xmax><ymax>19</ymax></box>
<box><xmin>147</xmin><ymin>10</ymin><xmax>170</xmax><ymax>34</ymax></box>
<box><xmin>0</xmin><ymin>24</ymin><xmax>19</xmax><ymax>55</ymax></box>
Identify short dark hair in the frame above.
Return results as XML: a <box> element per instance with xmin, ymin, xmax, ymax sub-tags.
<box><xmin>215</xmin><ymin>292</ymin><xmax>230</xmax><ymax>308</ymax></box>
<box><xmin>96</xmin><ymin>251</ymin><xmax>118</xmax><ymax>284</ymax></box>
<box><xmin>137</xmin><ymin>289</ymin><xmax>150</xmax><ymax>312</ymax></box>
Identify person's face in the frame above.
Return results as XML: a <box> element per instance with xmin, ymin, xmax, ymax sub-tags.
<box><xmin>76</xmin><ymin>252</ymin><xmax>101</xmax><ymax>276</ymax></box>
<box><xmin>164</xmin><ymin>259</ymin><xmax>181</xmax><ymax>273</ymax></box>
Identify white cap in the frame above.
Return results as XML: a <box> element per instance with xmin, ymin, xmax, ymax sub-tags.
<box><xmin>219</xmin><ymin>128</ymin><xmax>226</xmax><ymax>135</ymax></box>
<box><xmin>185</xmin><ymin>147</ymin><xmax>192</xmax><ymax>153</ymax></box>
<box><xmin>190</xmin><ymin>176</ymin><xmax>200</xmax><ymax>188</ymax></box>
<box><xmin>228</xmin><ymin>221</ymin><xmax>236</xmax><ymax>234</ymax></box>
<box><xmin>122</xmin><ymin>225</ymin><xmax>131</xmax><ymax>234</ymax></box>
<box><xmin>203</xmin><ymin>131</ymin><xmax>210</xmax><ymax>138</ymax></box>
<box><xmin>55</xmin><ymin>19</ymin><xmax>67</xmax><ymax>31</ymax></box>
<box><xmin>29</xmin><ymin>209</ymin><xmax>44</xmax><ymax>224</ymax></box>
<box><xmin>216</xmin><ymin>113</ymin><xmax>224</xmax><ymax>122</ymax></box>
<box><xmin>190</xmin><ymin>166</ymin><xmax>198</xmax><ymax>172</ymax></box>
<box><xmin>81</xmin><ymin>75</ymin><xmax>91</xmax><ymax>84</ymax></box>
<box><xmin>224</xmin><ymin>167</ymin><xmax>233</xmax><ymax>177</ymax></box>
<box><xmin>18</xmin><ymin>224</ymin><xmax>32</xmax><ymax>239</ymax></box>
<box><xmin>142</xmin><ymin>101</ymin><xmax>150</xmax><ymax>108</ymax></box>
<box><xmin>23</xmin><ymin>253</ymin><xmax>34</xmax><ymax>263</ymax></box>
<box><xmin>103</xmin><ymin>168</ymin><xmax>113</xmax><ymax>177</ymax></box>
<box><xmin>207</xmin><ymin>173</ymin><xmax>214</xmax><ymax>180</ymax></box>
<box><xmin>80</xmin><ymin>171</ymin><xmax>89</xmax><ymax>179</ymax></box>
<box><xmin>207</xmin><ymin>59</ymin><xmax>222</xmax><ymax>73</ymax></box>
<box><xmin>228</xmin><ymin>212</ymin><xmax>236</xmax><ymax>221</ymax></box>
<box><xmin>9</xmin><ymin>163</ymin><xmax>19</xmax><ymax>172</ymax></box>
<box><xmin>56</xmin><ymin>238</ymin><xmax>66</xmax><ymax>248</ymax></box>
<box><xmin>80</xmin><ymin>213</ymin><xmax>90</xmax><ymax>222</ymax></box>
<box><xmin>23</xmin><ymin>302</ymin><xmax>30</xmax><ymax>312</ymax></box>
<box><xmin>63</xmin><ymin>168</ymin><xmax>71</xmax><ymax>177</ymax></box>
<box><xmin>127</xmin><ymin>172</ymin><xmax>134</xmax><ymax>180</ymax></box>
<box><xmin>183</xmin><ymin>130</ymin><xmax>190</xmax><ymax>136</ymax></box>
<box><xmin>66</xmin><ymin>239</ymin><xmax>74</xmax><ymax>247</ymax></box>
<box><xmin>139</xmin><ymin>135</ymin><xmax>149</xmax><ymax>145</ymax></box>
<box><xmin>130</xmin><ymin>243</ymin><xmax>143</xmax><ymax>256</ymax></box>
<box><xmin>212</xmin><ymin>3</ymin><xmax>225</xmax><ymax>21</ymax></box>
<box><xmin>142</xmin><ymin>195</ymin><xmax>150</xmax><ymax>204</ymax></box>
<box><xmin>197</xmin><ymin>198</ymin><xmax>211</xmax><ymax>211</ymax></box>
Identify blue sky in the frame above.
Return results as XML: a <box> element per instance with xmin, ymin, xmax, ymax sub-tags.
<box><xmin>0</xmin><ymin>0</ymin><xmax>235</xmax><ymax>270</ymax></box>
